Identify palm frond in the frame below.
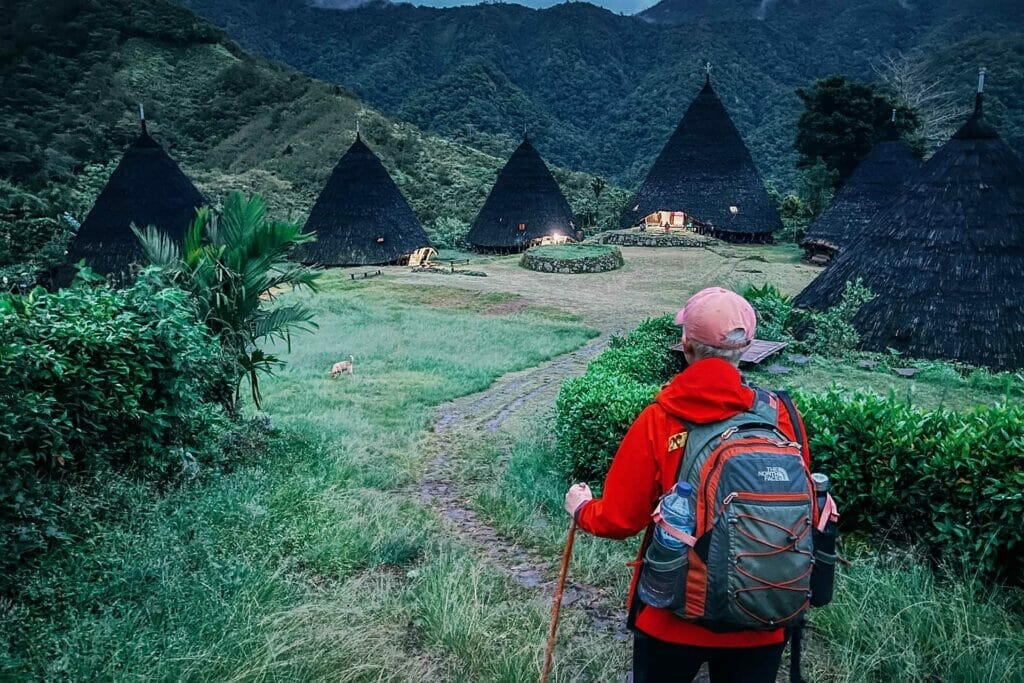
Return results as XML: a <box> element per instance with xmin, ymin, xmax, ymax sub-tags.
<box><xmin>248</xmin><ymin>304</ymin><xmax>317</xmax><ymax>342</ymax></box>
<box><xmin>132</xmin><ymin>223</ymin><xmax>182</xmax><ymax>269</ymax></box>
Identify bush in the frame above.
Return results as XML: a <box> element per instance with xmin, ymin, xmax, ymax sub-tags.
<box><xmin>428</xmin><ymin>216</ymin><xmax>470</xmax><ymax>250</ymax></box>
<box><xmin>555</xmin><ymin>316</ymin><xmax>683</xmax><ymax>483</ymax></box>
<box><xmin>798</xmin><ymin>388</ymin><xmax>1024</xmax><ymax>580</ymax></box>
<box><xmin>555</xmin><ymin>315</ymin><xmax>1024</xmax><ymax>581</ymax></box>
<box><xmin>742</xmin><ymin>283</ymin><xmax>794</xmax><ymax>343</ymax></box>
<box><xmin>0</xmin><ymin>272</ymin><xmax>228</xmax><ymax>571</ymax></box>
<box><xmin>803</xmin><ymin>279</ymin><xmax>875</xmax><ymax>356</ymax></box>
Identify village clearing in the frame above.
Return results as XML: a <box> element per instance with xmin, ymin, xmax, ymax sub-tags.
<box><xmin>8</xmin><ymin>245</ymin><xmax>1023</xmax><ymax>681</ymax></box>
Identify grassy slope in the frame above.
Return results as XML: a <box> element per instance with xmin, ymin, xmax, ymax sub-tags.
<box><xmin>4</xmin><ymin>250</ymin><xmax>1022</xmax><ymax>679</ymax></box>
<box><xmin>0</xmin><ymin>278</ymin><xmax>599</xmax><ymax>680</ymax></box>
<box><xmin>0</xmin><ymin>0</ymin><xmax>629</xmax><ymax>266</ymax></box>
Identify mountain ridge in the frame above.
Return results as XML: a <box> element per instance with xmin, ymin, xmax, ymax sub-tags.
<box><xmin>177</xmin><ymin>0</ymin><xmax>1024</xmax><ymax>188</ymax></box>
<box><xmin>0</xmin><ymin>0</ymin><xmax>628</xmax><ymax>272</ymax></box>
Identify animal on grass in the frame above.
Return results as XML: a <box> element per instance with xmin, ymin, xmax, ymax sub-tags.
<box><xmin>330</xmin><ymin>356</ymin><xmax>355</xmax><ymax>378</ymax></box>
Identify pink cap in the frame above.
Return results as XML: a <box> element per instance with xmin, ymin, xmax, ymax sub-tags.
<box><xmin>674</xmin><ymin>287</ymin><xmax>756</xmax><ymax>349</ymax></box>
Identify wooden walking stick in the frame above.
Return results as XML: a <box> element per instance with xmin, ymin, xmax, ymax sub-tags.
<box><xmin>539</xmin><ymin>519</ymin><xmax>577</xmax><ymax>683</ymax></box>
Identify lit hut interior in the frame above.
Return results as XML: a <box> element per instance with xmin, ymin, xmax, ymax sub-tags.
<box><xmin>619</xmin><ymin>70</ymin><xmax>781</xmax><ymax>243</ymax></box>
<box><xmin>794</xmin><ymin>70</ymin><xmax>1024</xmax><ymax>371</ymax></box>
<box><xmin>801</xmin><ymin>111</ymin><xmax>922</xmax><ymax>264</ymax></box>
<box><xmin>294</xmin><ymin>133</ymin><xmax>431</xmax><ymax>266</ymax></box>
<box><xmin>466</xmin><ymin>135</ymin><xmax>577</xmax><ymax>252</ymax></box>
<box><xmin>63</xmin><ymin>106</ymin><xmax>205</xmax><ymax>283</ymax></box>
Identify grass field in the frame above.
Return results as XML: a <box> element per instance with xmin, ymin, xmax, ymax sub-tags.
<box><xmin>525</xmin><ymin>244</ymin><xmax>618</xmax><ymax>259</ymax></box>
<box><xmin>1</xmin><ymin>276</ymin><xmax>600</xmax><ymax>680</ymax></box>
<box><xmin>5</xmin><ymin>246</ymin><xmax>1024</xmax><ymax>681</ymax></box>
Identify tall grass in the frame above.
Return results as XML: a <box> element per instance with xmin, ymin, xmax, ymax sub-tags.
<box><xmin>808</xmin><ymin>553</ymin><xmax>1024</xmax><ymax>682</ymax></box>
<box><xmin>474</xmin><ymin>424</ymin><xmax>1024</xmax><ymax>683</ymax></box>
<box><xmin>1</xmin><ymin>279</ymin><xmax>596</xmax><ymax>680</ymax></box>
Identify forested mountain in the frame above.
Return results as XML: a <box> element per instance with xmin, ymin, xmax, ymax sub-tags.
<box><xmin>177</xmin><ymin>0</ymin><xmax>1024</xmax><ymax>188</ymax></box>
<box><xmin>0</xmin><ymin>0</ymin><xmax>623</xmax><ymax>273</ymax></box>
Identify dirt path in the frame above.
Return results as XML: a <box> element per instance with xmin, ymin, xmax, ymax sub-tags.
<box><xmin>407</xmin><ymin>246</ymin><xmax>816</xmax><ymax>680</ymax></box>
<box><xmin>418</xmin><ymin>336</ymin><xmax>628</xmax><ymax>638</ymax></box>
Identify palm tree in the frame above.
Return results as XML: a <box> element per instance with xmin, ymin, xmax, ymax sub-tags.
<box><xmin>135</xmin><ymin>192</ymin><xmax>319</xmax><ymax>413</ymax></box>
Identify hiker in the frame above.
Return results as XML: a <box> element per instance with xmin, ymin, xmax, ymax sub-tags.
<box><xmin>564</xmin><ymin>287</ymin><xmax>815</xmax><ymax>683</ymax></box>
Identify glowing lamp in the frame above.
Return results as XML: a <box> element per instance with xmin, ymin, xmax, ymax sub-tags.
<box><xmin>729</xmin><ymin>206</ymin><xmax>739</xmax><ymax>215</ymax></box>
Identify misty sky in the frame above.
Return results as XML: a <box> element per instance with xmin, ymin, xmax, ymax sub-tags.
<box><xmin>407</xmin><ymin>0</ymin><xmax>659</xmax><ymax>14</ymax></box>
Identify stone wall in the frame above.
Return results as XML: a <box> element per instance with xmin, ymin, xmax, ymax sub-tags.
<box><xmin>600</xmin><ymin>230</ymin><xmax>712</xmax><ymax>248</ymax></box>
<box><xmin>520</xmin><ymin>247</ymin><xmax>624</xmax><ymax>274</ymax></box>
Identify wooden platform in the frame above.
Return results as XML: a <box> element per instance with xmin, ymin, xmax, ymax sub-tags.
<box><xmin>670</xmin><ymin>339</ymin><xmax>788</xmax><ymax>365</ymax></box>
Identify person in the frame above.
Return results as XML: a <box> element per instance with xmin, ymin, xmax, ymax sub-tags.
<box><xmin>564</xmin><ymin>287</ymin><xmax>811</xmax><ymax>683</ymax></box>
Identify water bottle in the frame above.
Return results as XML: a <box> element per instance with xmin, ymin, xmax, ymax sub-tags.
<box><xmin>638</xmin><ymin>481</ymin><xmax>696</xmax><ymax>608</ymax></box>
<box><xmin>655</xmin><ymin>482</ymin><xmax>696</xmax><ymax>550</ymax></box>
<box><xmin>810</xmin><ymin>473</ymin><xmax>837</xmax><ymax>607</ymax></box>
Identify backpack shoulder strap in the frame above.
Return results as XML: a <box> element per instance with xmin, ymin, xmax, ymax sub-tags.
<box><xmin>775</xmin><ymin>389</ymin><xmax>806</xmax><ymax>449</ymax></box>
<box><xmin>750</xmin><ymin>387</ymin><xmax>781</xmax><ymax>425</ymax></box>
<box><xmin>673</xmin><ymin>387</ymin><xmax>781</xmax><ymax>485</ymax></box>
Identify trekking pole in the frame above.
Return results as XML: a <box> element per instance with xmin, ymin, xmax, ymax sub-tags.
<box><xmin>539</xmin><ymin>519</ymin><xmax>577</xmax><ymax>683</ymax></box>
<box><xmin>790</xmin><ymin>618</ymin><xmax>805</xmax><ymax>683</ymax></box>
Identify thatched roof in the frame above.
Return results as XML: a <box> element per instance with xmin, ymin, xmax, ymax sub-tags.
<box><xmin>802</xmin><ymin>132</ymin><xmax>921</xmax><ymax>254</ymax></box>
<box><xmin>66</xmin><ymin>124</ymin><xmax>205</xmax><ymax>279</ymax></box>
<box><xmin>793</xmin><ymin>93</ymin><xmax>1024</xmax><ymax>370</ymax></box>
<box><xmin>619</xmin><ymin>76</ymin><xmax>781</xmax><ymax>241</ymax></box>
<box><xmin>293</xmin><ymin>134</ymin><xmax>430</xmax><ymax>266</ymax></box>
<box><xmin>467</xmin><ymin>137</ymin><xmax>576</xmax><ymax>250</ymax></box>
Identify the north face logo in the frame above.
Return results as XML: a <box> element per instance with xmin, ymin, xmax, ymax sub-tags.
<box><xmin>758</xmin><ymin>467</ymin><xmax>790</xmax><ymax>482</ymax></box>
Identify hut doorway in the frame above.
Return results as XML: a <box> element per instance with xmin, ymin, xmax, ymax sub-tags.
<box><xmin>637</xmin><ymin>210</ymin><xmax>703</xmax><ymax>234</ymax></box>
<box><xmin>407</xmin><ymin>247</ymin><xmax>437</xmax><ymax>268</ymax></box>
<box><xmin>533</xmin><ymin>233</ymin><xmax>573</xmax><ymax>247</ymax></box>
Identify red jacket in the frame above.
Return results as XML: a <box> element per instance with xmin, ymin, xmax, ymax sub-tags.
<box><xmin>575</xmin><ymin>357</ymin><xmax>810</xmax><ymax>648</ymax></box>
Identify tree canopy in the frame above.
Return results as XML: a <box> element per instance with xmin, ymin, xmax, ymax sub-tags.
<box><xmin>795</xmin><ymin>76</ymin><xmax>920</xmax><ymax>187</ymax></box>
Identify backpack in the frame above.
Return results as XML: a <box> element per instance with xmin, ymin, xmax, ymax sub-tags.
<box><xmin>636</xmin><ymin>389</ymin><xmax>815</xmax><ymax>632</ymax></box>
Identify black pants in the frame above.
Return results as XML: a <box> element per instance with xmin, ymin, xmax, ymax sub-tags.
<box><xmin>632</xmin><ymin>632</ymin><xmax>786</xmax><ymax>683</ymax></box>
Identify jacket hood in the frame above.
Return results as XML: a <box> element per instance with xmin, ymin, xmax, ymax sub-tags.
<box><xmin>656</xmin><ymin>357</ymin><xmax>755</xmax><ymax>424</ymax></box>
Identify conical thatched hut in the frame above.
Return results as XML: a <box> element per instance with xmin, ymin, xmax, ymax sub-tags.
<box><xmin>794</xmin><ymin>82</ymin><xmax>1024</xmax><ymax>371</ymax></box>
<box><xmin>620</xmin><ymin>75</ymin><xmax>781</xmax><ymax>242</ymax></box>
<box><xmin>65</xmin><ymin>121</ymin><xmax>205</xmax><ymax>280</ymax></box>
<box><xmin>802</xmin><ymin>127</ymin><xmax>921</xmax><ymax>263</ymax></box>
<box><xmin>467</xmin><ymin>136</ymin><xmax>576</xmax><ymax>252</ymax></box>
<box><xmin>294</xmin><ymin>134</ymin><xmax>430</xmax><ymax>266</ymax></box>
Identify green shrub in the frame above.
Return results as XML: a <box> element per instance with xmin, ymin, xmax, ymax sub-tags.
<box><xmin>803</xmin><ymin>279</ymin><xmax>875</xmax><ymax>356</ymax></box>
<box><xmin>742</xmin><ymin>283</ymin><xmax>794</xmax><ymax>342</ymax></box>
<box><xmin>555</xmin><ymin>316</ymin><xmax>682</xmax><ymax>483</ymax></box>
<box><xmin>136</xmin><ymin>192</ymin><xmax>319</xmax><ymax>412</ymax></box>
<box><xmin>0</xmin><ymin>272</ymin><xmax>227</xmax><ymax>571</ymax></box>
<box><xmin>555</xmin><ymin>370</ymin><xmax>659</xmax><ymax>484</ymax></box>
<box><xmin>603</xmin><ymin>315</ymin><xmax>686</xmax><ymax>378</ymax></box>
<box><xmin>556</xmin><ymin>316</ymin><xmax>1024</xmax><ymax>581</ymax></box>
<box><xmin>428</xmin><ymin>216</ymin><xmax>469</xmax><ymax>250</ymax></box>
<box><xmin>799</xmin><ymin>388</ymin><xmax>1024</xmax><ymax>580</ymax></box>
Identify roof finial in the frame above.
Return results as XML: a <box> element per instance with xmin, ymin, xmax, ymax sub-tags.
<box><xmin>356</xmin><ymin>117</ymin><xmax>361</xmax><ymax>141</ymax></box>
<box><xmin>705</xmin><ymin>61</ymin><xmax>711</xmax><ymax>85</ymax></box>
<box><xmin>138</xmin><ymin>102</ymin><xmax>147</xmax><ymax>135</ymax></box>
<box><xmin>891</xmin><ymin>108</ymin><xmax>897</xmax><ymax>123</ymax></box>
<box><xmin>974</xmin><ymin>66</ymin><xmax>986</xmax><ymax>115</ymax></box>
